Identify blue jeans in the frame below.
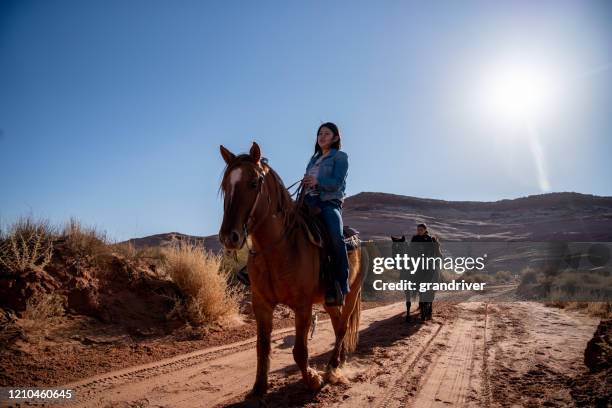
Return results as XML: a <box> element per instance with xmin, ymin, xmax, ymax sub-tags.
<box><xmin>304</xmin><ymin>194</ymin><xmax>350</xmax><ymax>294</ymax></box>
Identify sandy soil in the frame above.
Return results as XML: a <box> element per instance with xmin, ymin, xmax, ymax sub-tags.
<box><xmin>0</xmin><ymin>300</ymin><xmax>389</xmax><ymax>391</ymax></box>
<box><xmin>27</xmin><ymin>285</ymin><xmax>601</xmax><ymax>408</ymax></box>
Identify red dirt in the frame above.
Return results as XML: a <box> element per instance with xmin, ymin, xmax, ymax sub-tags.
<box><xmin>2</xmin><ymin>294</ymin><xmax>603</xmax><ymax>407</ymax></box>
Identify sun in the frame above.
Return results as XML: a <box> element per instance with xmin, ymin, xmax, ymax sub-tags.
<box><xmin>480</xmin><ymin>60</ymin><xmax>559</xmax><ymax>124</ymax></box>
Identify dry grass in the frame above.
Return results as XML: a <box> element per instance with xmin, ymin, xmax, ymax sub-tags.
<box><xmin>19</xmin><ymin>293</ymin><xmax>65</xmax><ymax>340</ymax></box>
<box><xmin>134</xmin><ymin>245</ymin><xmax>165</xmax><ymax>262</ymax></box>
<box><xmin>0</xmin><ymin>217</ymin><xmax>55</xmax><ymax>273</ymax></box>
<box><xmin>545</xmin><ymin>301</ymin><xmax>611</xmax><ymax>319</ymax></box>
<box><xmin>520</xmin><ymin>267</ymin><xmax>538</xmax><ymax>285</ymax></box>
<box><xmin>110</xmin><ymin>241</ymin><xmax>138</xmax><ymax>260</ymax></box>
<box><xmin>161</xmin><ymin>241</ymin><xmax>239</xmax><ymax>325</ymax></box>
<box><xmin>109</xmin><ymin>242</ymin><xmax>166</xmax><ymax>276</ymax></box>
<box><xmin>520</xmin><ymin>267</ymin><xmax>612</xmax><ymax>318</ymax></box>
<box><xmin>494</xmin><ymin>270</ymin><xmax>513</xmax><ymax>283</ymax></box>
<box><xmin>61</xmin><ymin>218</ymin><xmax>110</xmax><ymax>263</ymax></box>
<box><xmin>220</xmin><ymin>246</ymin><xmax>249</xmax><ymax>282</ymax></box>
<box><xmin>22</xmin><ymin>293</ymin><xmax>65</xmax><ymax>321</ymax></box>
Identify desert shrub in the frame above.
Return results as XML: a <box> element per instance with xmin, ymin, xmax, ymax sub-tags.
<box><xmin>220</xmin><ymin>246</ymin><xmax>249</xmax><ymax>280</ymax></box>
<box><xmin>19</xmin><ymin>293</ymin><xmax>65</xmax><ymax>340</ymax></box>
<box><xmin>161</xmin><ymin>241</ymin><xmax>238</xmax><ymax>325</ymax></box>
<box><xmin>0</xmin><ymin>217</ymin><xmax>55</xmax><ymax>273</ymax></box>
<box><xmin>583</xmin><ymin>302</ymin><xmax>611</xmax><ymax>318</ymax></box>
<box><xmin>494</xmin><ymin>270</ymin><xmax>513</xmax><ymax>283</ymax></box>
<box><xmin>22</xmin><ymin>293</ymin><xmax>65</xmax><ymax>321</ymax></box>
<box><xmin>461</xmin><ymin>269</ymin><xmax>494</xmax><ymax>284</ymax></box>
<box><xmin>61</xmin><ymin>218</ymin><xmax>109</xmax><ymax>262</ymax></box>
<box><xmin>520</xmin><ymin>267</ymin><xmax>539</xmax><ymax>285</ymax></box>
<box><xmin>548</xmin><ymin>301</ymin><xmax>611</xmax><ymax>319</ymax></box>
<box><xmin>551</xmin><ymin>272</ymin><xmax>611</xmax><ymax>300</ymax></box>
<box><xmin>558</xmin><ymin>274</ymin><xmax>579</xmax><ymax>296</ymax></box>
<box><xmin>462</xmin><ymin>273</ymin><xmax>493</xmax><ymax>284</ymax></box>
<box><xmin>109</xmin><ymin>241</ymin><xmax>137</xmax><ymax>260</ymax></box>
<box><xmin>110</xmin><ymin>242</ymin><xmax>166</xmax><ymax>266</ymax></box>
<box><xmin>135</xmin><ymin>246</ymin><xmax>164</xmax><ymax>262</ymax></box>
<box><xmin>518</xmin><ymin>265</ymin><xmax>611</xmax><ymax>317</ymax></box>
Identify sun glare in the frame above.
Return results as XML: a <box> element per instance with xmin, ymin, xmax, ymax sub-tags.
<box><xmin>473</xmin><ymin>57</ymin><xmax>564</xmax><ymax>192</ymax></box>
<box><xmin>480</xmin><ymin>61</ymin><xmax>560</xmax><ymax>123</ymax></box>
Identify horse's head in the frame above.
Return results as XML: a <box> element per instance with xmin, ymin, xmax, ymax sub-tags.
<box><xmin>218</xmin><ymin>142</ymin><xmax>267</xmax><ymax>249</ymax></box>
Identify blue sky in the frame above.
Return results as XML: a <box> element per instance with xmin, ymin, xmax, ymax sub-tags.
<box><xmin>1</xmin><ymin>1</ymin><xmax>611</xmax><ymax>240</ymax></box>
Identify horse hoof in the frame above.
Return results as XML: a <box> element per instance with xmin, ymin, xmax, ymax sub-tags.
<box><xmin>305</xmin><ymin>367</ymin><xmax>324</xmax><ymax>390</ymax></box>
<box><xmin>246</xmin><ymin>385</ymin><xmax>267</xmax><ymax>405</ymax></box>
<box><xmin>325</xmin><ymin>366</ymin><xmax>348</xmax><ymax>385</ymax></box>
<box><xmin>244</xmin><ymin>395</ymin><xmax>267</xmax><ymax>408</ymax></box>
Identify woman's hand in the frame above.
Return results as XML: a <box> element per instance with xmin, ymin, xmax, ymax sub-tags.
<box><xmin>302</xmin><ymin>175</ymin><xmax>318</xmax><ymax>188</ymax></box>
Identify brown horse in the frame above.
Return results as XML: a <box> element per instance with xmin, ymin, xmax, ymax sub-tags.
<box><xmin>218</xmin><ymin>142</ymin><xmax>363</xmax><ymax>401</ymax></box>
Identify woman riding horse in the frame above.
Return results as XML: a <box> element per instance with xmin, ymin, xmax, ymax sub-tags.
<box><xmin>218</xmin><ymin>132</ymin><xmax>363</xmax><ymax>402</ymax></box>
<box><xmin>301</xmin><ymin>122</ymin><xmax>350</xmax><ymax>306</ymax></box>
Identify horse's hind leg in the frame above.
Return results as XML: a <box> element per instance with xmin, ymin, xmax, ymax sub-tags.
<box><xmin>324</xmin><ymin>305</ymin><xmax>349</xmax><ymax>368</ymax></box>
<box><xmin>324</xmin><ymin>305</ymin><xmax>341</xmax><ymax>337</ymax></box>
<box><xmin>293</xmin><ymin>306</ymin><xmax>323</xmax><ymax>391</ymax></box>
<box><xmin>248</xmin><ymin>295</ymin><xmax>274</xmax><ymax>399</ymax></box>
<box><xmin>323</xmin><ymin>305</ymin><xmax>346</xmax><ymax>365</ymax></box>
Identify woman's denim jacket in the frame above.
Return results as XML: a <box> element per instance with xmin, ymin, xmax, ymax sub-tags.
<box><xmin>305</xmin><ymin>148</ymin><xmax>348</xmax><ymax>202</ymax></box>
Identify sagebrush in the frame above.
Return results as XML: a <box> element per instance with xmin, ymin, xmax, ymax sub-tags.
<box><xmin>162</xmin><ymin>241</ymin><xmax>239</xmax><ymax>325</ymax></box>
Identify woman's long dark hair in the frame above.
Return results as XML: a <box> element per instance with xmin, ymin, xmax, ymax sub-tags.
<box><xmin>314</xmin><ymin>122</ymin><xmax>341</xmax><ymax>155</ymax></box>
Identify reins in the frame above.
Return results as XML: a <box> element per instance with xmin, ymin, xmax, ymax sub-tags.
<box><xmin>240</xmin><ymin>164</ymin><xmax>305</xmax><ymax>257</ymax></box>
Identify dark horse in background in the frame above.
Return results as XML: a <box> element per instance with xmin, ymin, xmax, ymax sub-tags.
<box><xmin>391</xmin><ymin>234</ymin><xmax>441</xmax><ymax>322</ymax></box>
<box><xmin>218</xmin><ymin>142</ymin><xmax>365</xmax><ymax>403</ymax></box>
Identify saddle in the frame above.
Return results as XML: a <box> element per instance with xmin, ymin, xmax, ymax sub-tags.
<box><xmin>235</xmin><ymin>204</ymin><xmax>361</xmax><ymax>289</ymax></box>
<box><xmin>299</xmin><ymin>205</ymin><xmax>361</xmax><ymax>251</ymax></box>
<box><xmin>298</xmin><ymin>204</ymin><xmax>361</xmax><ymax>291</ymax></box>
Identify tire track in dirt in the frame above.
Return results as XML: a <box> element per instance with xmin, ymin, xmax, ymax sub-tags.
<box><xmin>369</xmin><ymin>303</ymin><xmax>487</xmax><ymax>408</ymax></box>
<box><xmin>333</xmin><ymin>287</ymin><xmax>516</xmax><ymax>408</ymax></box>
<box><xmin>38</xmin><ymin>284</ymin><xmax>597</xmax><ymax>408</ymax></box>
<box><xmin>56</xmin><ymin>303</ymin><xmax>408</xmax><ymax>408</ymax></box>
<box><xmin>55</xmin><ymin>325</ymin><xmax>300</xmax><ymax>407</ymax></box>
<box><xmin>360</xmin><ymin>288</ymin><xmax>515</xmax><ymax>408</ymax></box>
<box><xmin>49</xmin><ymin>287</ymin><xmax>513</xmax><ymax>408</ymax></box>
<box><xmin>372</xmin><ymin>322</ymin><xmax>443</xmax><ymax>408</ymax></box>
<box><xmin>480</xmin><ymin>303</ymin><xmax>491</xmax><ymax>408</ymax></box>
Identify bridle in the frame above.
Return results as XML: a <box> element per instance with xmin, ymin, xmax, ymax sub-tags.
<box><xmin>224</xmin><ymin>159</ymin><xmax>302</xmax><ymax>257</ymax></box>
<box><xmin>243</xmin><ymin>168</ymin><xmax>269</xmax><ymax>236</ymax></box>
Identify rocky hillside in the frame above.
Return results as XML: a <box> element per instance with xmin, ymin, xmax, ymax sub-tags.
<box><xmin>127</xmin><ymin>232</ymin><xmax>223</xmax><ymax>253</ymax></box>
<box><xmin>342</xmin><ymin>191</ymin><xmax>612</xmax><ymax>241</ymax></box>
<box><xmin>132</xmin><ymin>192</ymin><xmax>612</xmax><ymax>253</ymax></box>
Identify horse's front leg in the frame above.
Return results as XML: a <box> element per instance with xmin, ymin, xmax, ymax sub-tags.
<box><xmin>293</xmin><ymin>306</ymin><xmax>323</xmax><ymax>391</ymax></box>
<box><xmin>248</xmin><ymin>294</ymin><xmax>274</xmax><ymax>399</ymax></box>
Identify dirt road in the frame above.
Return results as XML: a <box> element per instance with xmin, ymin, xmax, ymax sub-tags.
<box><xmin>57</xmin><ymin>287</ymin><xmax>598</xmax><ymax>408</ymax></box>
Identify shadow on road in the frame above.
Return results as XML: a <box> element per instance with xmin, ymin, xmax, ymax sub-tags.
<box><xmin>221</xmin><ymin>308</ymin><xmax>428</xmax><ymax>407</ymax></box>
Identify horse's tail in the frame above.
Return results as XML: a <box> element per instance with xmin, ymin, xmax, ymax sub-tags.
<box><xmin>344</xmin><ymin>245</ymin><xmax>366</xmax><ymax>354</ymax></box>
<box><xmin>344</xmin><ymin>289</ymin><xmax>361</xmax><ymax>354</ymax></box>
